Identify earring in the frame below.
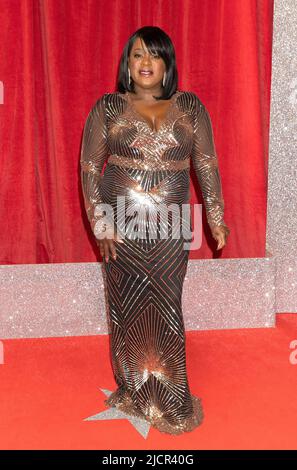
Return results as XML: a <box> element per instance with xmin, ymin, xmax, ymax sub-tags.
<box><xmin>128</xmin><ymin>68</ymin><xmax>131</xmax><ymax>85</ymax></box>
<box><xmin>162</xmin><ymin>72</ymin><xmax>166</xmax><ymax>87</ymax></box>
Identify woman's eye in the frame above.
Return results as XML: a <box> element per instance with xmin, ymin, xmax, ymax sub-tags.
<box><xmin>133</xmin><ymin>53</ymin><xmax>160</xmax><ymax>59</ymax></box>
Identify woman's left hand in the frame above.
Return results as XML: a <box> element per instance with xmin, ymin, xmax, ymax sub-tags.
<box><xmin>211</xmin><ymin>223</ymin><xmax>230</xmax><ymax>250</ymax></box>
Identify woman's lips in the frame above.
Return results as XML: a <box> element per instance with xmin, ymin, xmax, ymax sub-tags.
<box><xmin>139</xmin><ymin>70</ymin><xmax>153</xmax><ymax>76</ymax></box>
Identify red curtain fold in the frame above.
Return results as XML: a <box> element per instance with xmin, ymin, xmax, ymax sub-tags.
<box><xmin>0</xmin><ymin>0</ymin><xmax>273</xmax><ymax>263</ymax></box>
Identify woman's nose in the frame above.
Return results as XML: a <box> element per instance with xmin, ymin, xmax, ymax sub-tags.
<box><xmin>142</xmin><ymin>54</ymin><xmax>152</xmax><ymax>64</ymax></box>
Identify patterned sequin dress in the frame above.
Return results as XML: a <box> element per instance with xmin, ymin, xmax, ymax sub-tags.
<box><xmin>80</xmin><ymin>90</ymin><xmax>226</xmax><ymax>434</ymax></box>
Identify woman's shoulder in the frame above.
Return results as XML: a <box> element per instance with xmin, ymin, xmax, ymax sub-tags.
<box><xmin>103</xmin><ymin>90</ymin><xmax>202</xmax><ymax>100</ymax></box>
<box><xmin>100</xmin><ymin>90</ymin><xmax>202</xmax><ymax>103</ymax></box>
<box><xmin>94</xmin><ymin>92</ymin><xmax>127</xmax><ymax>111</ymax></box>
<box><xmin>90</xmin><ymin>90</ymin><xmax>205</xmax><ymax>115</ymax></box>
<box><xmin>178</xmin><ymin>90</ymin><xmax>205</xmax><ymax>112</ymax></box>
<box><xmin>86</xmin><ymin>92</ymin><xmax>118</xmax><ymax>117</ymax></box>
<box><xmin>88</xmin><ymin>91</ymin><xmax>117</xmax><ymax>106</ymax></box>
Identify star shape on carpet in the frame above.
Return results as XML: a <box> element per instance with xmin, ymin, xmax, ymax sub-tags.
<box><xmin>83</xmin><ymin>388</ymin><xmax>151</xmax><ymax>439</ymax></box>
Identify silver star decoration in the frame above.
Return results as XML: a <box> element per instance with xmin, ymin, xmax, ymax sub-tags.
<box><xmin>83</xmin><ymin>388</ymin><xmax>151</xmax><ymax>439</ymax></box>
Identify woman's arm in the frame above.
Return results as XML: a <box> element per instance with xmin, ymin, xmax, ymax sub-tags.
<box><xmin>80</xmin><ymin>94</ymin><xmax>112</xmax><ymax>238</ymax></box>
<box><xmin>190</xmin><ymin>93</ymin><xmax>230</xmax><ymax>249</ymax></box>
<box><xmin>191</xmin><ymin>93</ymin><xmax>228</xmax><ymax>231</ymax></box>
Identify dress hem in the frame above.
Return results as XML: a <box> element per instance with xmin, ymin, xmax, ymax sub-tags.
<box><xmin>104</xmin><ymin>387</ymin><xmax>204</xmax><ymax>435</ymax></box>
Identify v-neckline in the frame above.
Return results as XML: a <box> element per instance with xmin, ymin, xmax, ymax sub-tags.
<box><xmin>124</xmin><ymin>91</ymin><xmax>179</xmax><ymax>135</ymax></box>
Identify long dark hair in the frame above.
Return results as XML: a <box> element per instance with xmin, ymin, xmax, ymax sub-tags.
<box><xmin>117</xmin><ymin>26</ymin><xmax>178</xmax><ymax>101</ymax></box>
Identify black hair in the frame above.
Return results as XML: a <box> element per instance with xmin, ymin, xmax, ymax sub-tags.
<box><xmin>117</xmin><ymin>26</ymin><xmax>178</xmax><ymax>101</ymax></box>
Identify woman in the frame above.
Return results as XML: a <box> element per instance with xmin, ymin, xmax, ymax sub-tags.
<box><xmin>80</xmin><ymin>26</ymin><xmax>230</xmax><ymax>435</ymax></box>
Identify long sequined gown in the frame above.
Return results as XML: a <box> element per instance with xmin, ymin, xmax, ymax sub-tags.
<box><xmin>80</xmin><ymin>90</ymin><xmax>226</xmax><ymax>434</ymax></box>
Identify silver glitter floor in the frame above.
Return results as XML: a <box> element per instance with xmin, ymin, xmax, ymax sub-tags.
<box><xmin>0</xmin><ymin>253</ymin><xmax>277</xmax><ymax>339</ymax></box>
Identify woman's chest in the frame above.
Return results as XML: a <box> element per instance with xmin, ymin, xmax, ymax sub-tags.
<box><xmin>106</xmin><ymin>95</ymin><xmax>194</xmax><ymax>155</ymax></box>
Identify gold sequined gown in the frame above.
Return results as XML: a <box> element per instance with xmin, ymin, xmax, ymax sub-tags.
<box><xmin>80</xmin><ymin>90</ymin><xmax>226</xmax><ymax>434</ymax></box>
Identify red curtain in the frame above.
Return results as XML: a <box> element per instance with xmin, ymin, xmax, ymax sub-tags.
<box><xmin>0</xmin><ymin>0</ymin><xmax>273</xmax><ymax>264</ymax></box>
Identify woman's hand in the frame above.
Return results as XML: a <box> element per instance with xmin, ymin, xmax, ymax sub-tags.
<box><xmin>210</xmin><ymin>223</ymin><xmax>230</xmax><ymax>250</ymax></box>
<box><xmin>96</xmin><ymin>231</ymin><xmax>124</xmax><ymax>263</ymax></box>
<box><xmin>93</xmin><ymin>214</ymin><xmax>124</xmax><ymax>262</ymax></box>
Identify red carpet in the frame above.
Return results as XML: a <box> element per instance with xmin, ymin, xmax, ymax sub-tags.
<box><xmin>0</xmin><ymin>313</ymin><xmax>296</xmax><ymax>450</ymax></box>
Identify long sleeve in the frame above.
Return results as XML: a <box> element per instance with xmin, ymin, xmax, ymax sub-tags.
<box><xmin>191</xmin><ymin>94</ymin><xmax>227</xmax><ymax>230</ymax></box>
<box><xmin>80</xmin><ymin>94</ymin><xmax>112</xmax><ymax>237</ymax></box>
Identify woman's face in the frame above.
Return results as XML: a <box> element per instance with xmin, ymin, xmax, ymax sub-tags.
<box><xmin>128</xmin><ymin>36</ymin><xmax>166</xmax><ymax>91</ymax></box>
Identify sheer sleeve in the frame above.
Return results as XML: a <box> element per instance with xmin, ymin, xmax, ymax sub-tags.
<box><xmin>80</xmin><ymin>94</ymin><xmax>113</xmax><ymax>238</ymax></box>
<box><xmin>191</xmin><ymin>94</ymin><xmax>227</xmax><ymax>230</ymax></box>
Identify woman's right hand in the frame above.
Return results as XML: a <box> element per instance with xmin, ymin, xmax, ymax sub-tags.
<box><xmin>93</xmin><ymin>214</ymin><xmax>124</xmax><ymax>262</ymax></box>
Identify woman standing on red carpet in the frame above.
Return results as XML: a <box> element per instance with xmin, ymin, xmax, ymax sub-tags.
<box><xmin>80</xmin><ymin>26</ymin><xmax>230</xmax><ymax>434</ymax></box>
